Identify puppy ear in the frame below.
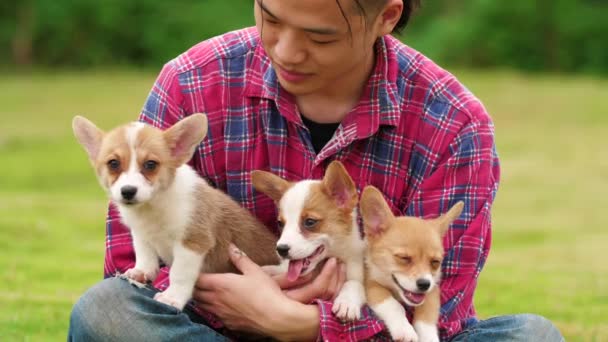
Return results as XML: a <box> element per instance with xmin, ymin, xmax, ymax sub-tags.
<box><xmin>72</xmin><ymin>115</ymin><xmax>104</xmax><ymax>161</ymax></box>
<box><xmin>360</xmin><ymin>186</ymin><xmax>395</xmax><ymax>239</ymax></box>
<box><xmin>436</xmin><ymin>201</ymin><xmax>464</xmax><ymax>237</ymax></box>
<box><xmin>251</xmin><ymin>170</ymin><xmax>290</xmax><ymax>202</ymax></box>
<box><xmin>163</xmin><ymin>113</ymin><xmax>208</xmax><ymax>165</ymax></box>
<box><xmin>322</xmin><ymin>161</ymin><xmax>357</xmax><ymax>210</ymax></box>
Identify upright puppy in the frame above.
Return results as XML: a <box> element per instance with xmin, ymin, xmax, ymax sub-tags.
<box><xmin>72</xmin><ymin>114</ymin><xmax>279</xmax><ymax>310</ymax></box>
<box><xmin>360</xmin><ymin>186</ymin><xmax>463</xmax><ymax>342</ymax></box>
<box><xmin>251</xmin><ymin>161</ymin><xmax>366</xmax><ymax>321</ymax></box>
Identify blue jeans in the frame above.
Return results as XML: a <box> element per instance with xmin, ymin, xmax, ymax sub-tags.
<box><xmin>68</xmin><ymin>277</ymin><xmax>564</xmax><ymax>341</ymax></box>
<box><xmin>68</xmin><ymin>277</ymin><xmax>228</xmax><ymax>341</ymax></box>
<box><xmin>451</xmin><ymin>314</ymin><xmax>564</xmax><ymax>342</ymax></box>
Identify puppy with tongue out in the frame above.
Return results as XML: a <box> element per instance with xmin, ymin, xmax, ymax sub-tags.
<box><xmin>252</xmin><ymin>161</ymin><xmax>366</xmax><ymax>321</ymax></box>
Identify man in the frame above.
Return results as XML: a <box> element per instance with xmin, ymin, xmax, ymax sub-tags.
<box><xmin>69</xmin><ymin>0</ymin><xmax>564</xmax><ymax>340</ymax></box>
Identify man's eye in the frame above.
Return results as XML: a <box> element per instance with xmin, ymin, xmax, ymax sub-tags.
<box><xmin>312</xmin><ymin>40</ymin><xmax>337</xmax><ymax>45</ymax></box>
<box><xmin>108</xmin><ymin>159</ymin><xmax>120</xmax><ymax>170</ymax></box>
<box><xmin>302</xmin><ymin>218</ymin><xmax>318</xmax><ymax>229</ymax></box>
<box><xmin>143</xmin><ymin>160</ymin><xmax>158</xmax><ymax>171</ymax></box>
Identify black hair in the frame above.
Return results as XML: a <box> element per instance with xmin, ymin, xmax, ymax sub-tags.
<box><xmin>339</xmin><ymin>0</ymin><xmax>420</xmax><ymax>35</ymax></box>
<box><xmin>259</xmin><ymin>0</ymin><xmax>420</xmax><ymax>38</ymax></box>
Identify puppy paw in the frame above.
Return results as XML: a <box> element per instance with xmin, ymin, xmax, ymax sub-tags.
<box><xmin>124</xmin><ymin>267</ymin><xmax>157</xmax><ymax>283</ymax></box>
<box><xmin>332</xmin><ymin>282</ymin><xmax>365</xmax><ymax>321</ymax></box>
<box><xmin>389</xmin><ymin>322</ymin><xmax>418</xmax><ymax>342</ymax></box>
<box><xmin>124</xmin><ymin>268</ymin><xmax>147</xmax><ymax>283</ymax></box>
<box><xmin>154</xmin><ymin>291</ymin><xmax>183</xmax><ymax>310</ymax></box>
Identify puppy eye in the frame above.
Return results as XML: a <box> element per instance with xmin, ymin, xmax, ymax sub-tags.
<box><xmin>277</xmin><ymin>220</ymin><xmax>285</xmax><ymax>229</ymax></box>
<box><xmin>108</xmin><ymin>159</ymin><xmax>120</xmax><ymax>170</ymax></box>
<box><xmin>302</xmin><ymin>218</ymin><xmax>318</xmax><ymax>229</ymax></box>
<box><xmin>143</xmin><ymin>160</ymin><xmax>158</xmax><ymax>171</ymax></box>
<box><xmin>396</xmin><ymin>255</ymin><xmax>412</xmax><ymax>264</ymax></box>
<box><xmin>431</xmin><ymin>259</ymin><xmax>441</xmax><ymax>269</ymax></box>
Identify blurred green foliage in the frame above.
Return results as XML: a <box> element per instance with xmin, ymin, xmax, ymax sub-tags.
<box><xmin>1</xmin><ymin>0</ymin><xmax>607</xmax><ymax>74</ymax></box>
<box><xmin>407</xmin><ymin>0</ymin><xmax>608</xmax><ymax>74</ymax></box>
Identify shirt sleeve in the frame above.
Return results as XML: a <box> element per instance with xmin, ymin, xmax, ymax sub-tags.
<box><xmin>103</xmin><ymin>60</ymin><xmax>185</xmax><ymax>294</ymax></box>
<box><xmin>314</xmin><ymin>300</ymin><xmax>392</xmax><ymax>341</ymax></box>
<box><xmin>407</xmin><ymin>107</ymin><xmax>500</xmax><ymax>340</ymax></box>
<box><xmin>314</xmin><ymin>105</ymin><xmax>499</xmax><ymax>341</ymax></box>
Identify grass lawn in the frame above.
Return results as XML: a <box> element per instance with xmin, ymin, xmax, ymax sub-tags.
<box><xmin>1</xmin><ymin>69</ymin><xmax>606</xmax><ymax>341</ymax></box>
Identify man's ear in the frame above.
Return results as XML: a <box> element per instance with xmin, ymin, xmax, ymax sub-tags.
<box><xmin>251</xmin><ymin>170</ymin><xmax>290</xmax><ymax>202</ymax></box>
<box><xmin>163</xmin><ymin>113</ymin><xmax>208</xmax><ymax>165</ymax></box>
<box><xmin>373</xmin><ymin>0</ymin><xmax>404</xmax><ymax>36</ymax></box>
<box><xmin>322</xmin><ymin>161</ymin><xmax>358</xmax><ymax>210</ymax></box>
<box><xmin>360</xmin><ymin>186</ymin><xmax>395</xmax><ymax>239</ymax></box>
<box><xmin>72</xmin><ymin>115</ymin><xmax>104</xmax><ymax>161</ymax></box>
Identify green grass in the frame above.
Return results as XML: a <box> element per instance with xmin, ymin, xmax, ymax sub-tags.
<box><xmin>1</xmin><ymin>69</ymin><xmax>606</xmax><ymax>341</ymax></box>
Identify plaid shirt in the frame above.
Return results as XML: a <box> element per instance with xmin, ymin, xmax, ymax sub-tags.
<box><xmin>104</xmin><ymin>27</ymin><xmax>500</xmax><ymax>341</ymax></box>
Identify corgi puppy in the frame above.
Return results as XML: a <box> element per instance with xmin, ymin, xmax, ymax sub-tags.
<box><xmin>72</xmin><ymin>114</ymin><xmax>279</xmax><ymax>310</ymax></box>
<box><xmin>251</xmin><ymin>161</ymin><xmax>366</xmax><ymax>321</ymax></box>
<box><xmin>360</xmin><ymin>185</ymin><xmax>463</xmax><ymax>342</ymax></box>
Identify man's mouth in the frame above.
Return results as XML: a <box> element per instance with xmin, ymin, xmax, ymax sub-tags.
<box><xmin>286</xmin><ymin>245</ymin><xmax>325</xmax><ymax>282</ymax></box>
<box><xmin>391</xmin><ymin>274</ymin><xmax>426</xmax><ymax>305</ymax></box>
<box><xmin>275</xmin><ymin>64</ymin><xmax>312</xmax><ymax>83</ymax></box>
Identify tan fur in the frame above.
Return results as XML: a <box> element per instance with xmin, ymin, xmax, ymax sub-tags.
<box><xmin>413</xmin><ymin>286</ymin><xmax>440</xmax><ymax>325</ymax></box>
<box><xmin>365</xmin><ymin>278</ymin><xmax>393</xmax><ymax>306</ymax></box>
<box><xmin>299</xmin><ymin>182</ymin><xmax>354</xmax><ymax>240</ymax></box>
<box><xmin>94</xmin><ymin>126</ymin><xmax>130</xmax><ymax>187</ymax></box>
<box><xmin>361</xmin><ymin>185</ymin><xmax>464</xmax><ymax>333</ymax></box>
<box><xmin>185</xmin><ymin>184</ymin><xmax>280</xmax><ymax>273</ymax></box>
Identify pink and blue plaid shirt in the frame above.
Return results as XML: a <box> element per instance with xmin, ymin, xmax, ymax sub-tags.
<box><xmin>104</xmin><ymin>27</ymin><xmax>500</xmax><ymax>341</ymax></box>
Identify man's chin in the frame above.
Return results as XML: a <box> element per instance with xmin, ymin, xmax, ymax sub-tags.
<box><xmin>277</xmin><ymin>78</ymin><xmax>318</xmax><ymax>96</ymax></box>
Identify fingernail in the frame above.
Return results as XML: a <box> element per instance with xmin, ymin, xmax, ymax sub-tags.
<box><xmin>230</xmin><ymin>244</ymin><xmax>246</xmax><ymax>257</ymax></box>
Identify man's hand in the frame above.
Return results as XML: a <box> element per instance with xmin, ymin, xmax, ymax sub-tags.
<box><xmin>272</xmin><ymin>257</ymin><xmax>347</xmax><ymax>303</ymax></box>
<box><xmin>193</xmin><ymin>244</ymin><xmax>320</xmax><ymax>340</ymax></box>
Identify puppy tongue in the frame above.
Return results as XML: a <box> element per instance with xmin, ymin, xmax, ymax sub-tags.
<box><xmin>287</xmin><ymin>259</ymin><xmax>304</xmax><ymax>282</ymax></box>
<box><xmin>406</xmin><ymin>291</ymin><xmax>426</xmax><ymax>304</ymax></box>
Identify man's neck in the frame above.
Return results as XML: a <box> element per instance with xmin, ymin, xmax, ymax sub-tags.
<box><xmin>296</xmin><ymin>49</ymin><xmax>376</xmax><ymax>124</ymax></box>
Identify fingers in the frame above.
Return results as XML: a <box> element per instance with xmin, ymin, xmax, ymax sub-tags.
<box><xmin>192</xmin><ymin>287</ymin><xmax>215</xmax><ymax>304</ymax></box>
<box><xmin>330</xmin><ymin>262</ymin><xmax>347</xmax><ymax>300</ymax></box>
<box><xmin>194</xmin><ymin>272</ymin><xmax>232</xmax><ymax>291</ymax></box>
<box><xmin>228</xmin><ymin>244</ymin><xmax>262</xmax><ymax>275</ymax></box>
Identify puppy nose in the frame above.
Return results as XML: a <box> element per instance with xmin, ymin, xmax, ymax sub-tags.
<box><xmin>121</xmin><ymin>186</ymin><xmax>138</xmax><ymax>200</ymax></box>
<box><xmin>416</xmin><ymin>278</ymin><xmax>431</xmax><ymax>291</ymax></box>
<box><xmin>276</xmin><ymin>244</ymin><xmax>290</xmax><ymax>258</ymax></box>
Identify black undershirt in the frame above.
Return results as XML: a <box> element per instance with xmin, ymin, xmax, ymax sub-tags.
<box><xmin>301</xmin><ymin>115</ymin><xmax>340</xmax><ymax>154</ymax></box>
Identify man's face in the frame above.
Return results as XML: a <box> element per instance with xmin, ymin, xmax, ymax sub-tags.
<box><xmin>254</xmin><ymin>0</ymin><xmax>381</xmax><ymax>96</ymax></box>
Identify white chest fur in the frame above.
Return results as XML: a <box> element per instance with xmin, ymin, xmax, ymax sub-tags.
<box><xmin>116</xmin><ymin>165</ymin><xmax>199</xmax><ymax>266</ymax></box>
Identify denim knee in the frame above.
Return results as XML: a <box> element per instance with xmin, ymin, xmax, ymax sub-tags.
<box><xmin>451</xmin><ymin>313</ymin><xmax>564</xmax><ymax>342</ymax></box>
<box><xmin>68</xmin><ymin>277</ymin><xmax>140</xmax><ymax>341</ymax></box>
<box><xmin>68</xmin><ymin>277</ymin><xmax>227</xmax><ymax>342</ymax></box>
<box><xmin>517</xmin><ymin>313</ymin><xmax>564</xmax><ymax>341</ymax></box>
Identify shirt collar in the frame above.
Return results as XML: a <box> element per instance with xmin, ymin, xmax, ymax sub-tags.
<box><xmin>243</xmin><ymin>35</ymin><xmax>403</xmax><ymax>135</ymax></box>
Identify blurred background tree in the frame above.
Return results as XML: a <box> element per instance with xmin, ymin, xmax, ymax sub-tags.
<box><xmin>1</xmin><ymin>0</ymin><xmax>606</xmax><ymax>74</ymax></box>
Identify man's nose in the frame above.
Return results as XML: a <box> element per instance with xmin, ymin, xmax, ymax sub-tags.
<box><xmin>274</xmin><ymin>30</ymin><xmax>306</xmax><ymax>65</ymax></box>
